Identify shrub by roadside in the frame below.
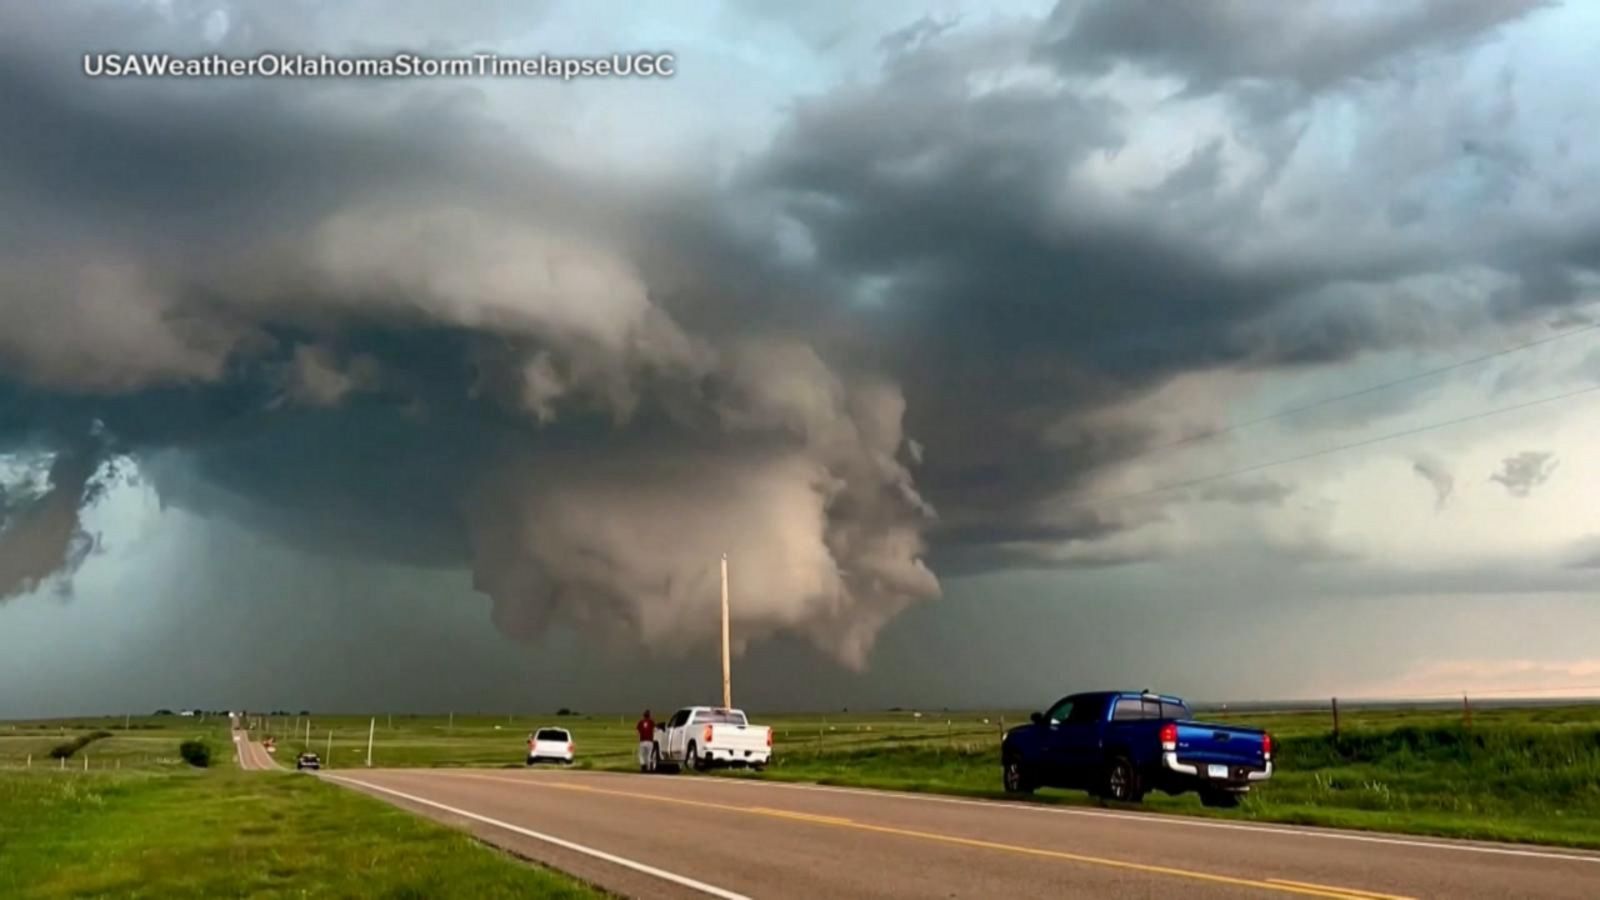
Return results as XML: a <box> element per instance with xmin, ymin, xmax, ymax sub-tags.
<box><xmin>178</xmin><ymin>740</ymin><xmax>212</xmax><ymax>768</ymax></box>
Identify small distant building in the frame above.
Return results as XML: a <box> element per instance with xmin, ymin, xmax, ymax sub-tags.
<box><xmin>179</xmin><ymin>710</ymin><xmax>197</xmax><ymax>717</ymax></box>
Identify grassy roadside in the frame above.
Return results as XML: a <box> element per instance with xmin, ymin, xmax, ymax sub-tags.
<box><xmin>0</xmin><ymin>768</ymin><xmax>609</xmax><ymax>899</ymax></box>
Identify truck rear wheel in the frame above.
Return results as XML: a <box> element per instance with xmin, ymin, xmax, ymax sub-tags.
<box><xmin>1101</xmin><ymin>755</ymin><xmax>1145</xmax><ymax>803</ymax></box>
<box><xmin>1002</xmin><ymin>756</ymin><xmax>1035</xmax><ymax>794</ymax></box>
<box><xmin>685</xmin><ymin>741</ymin><xmax>701</xmax><ymax>772</ymax></box>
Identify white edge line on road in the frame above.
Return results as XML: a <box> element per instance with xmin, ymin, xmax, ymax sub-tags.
<box><xmin>322</xmin><ymin>774</ymin><xmax>752</xmax><ymax>900</ymax></box>
<box><xmin>544</xmin><ymin>769</ymin><xmax>1600</xmax><ymax>866</ymax></box>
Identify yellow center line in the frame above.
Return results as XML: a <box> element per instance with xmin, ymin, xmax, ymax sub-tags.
<box><xmin>747</xmin><ymin>806</ymin><xmax>856</xmax><ymax>826</ymax></box>
<box><xmin>1268</xmin><ymin>880</ymin><xmax>1414</xmax><ymax>900</ymax></box>
<box><xmin>440</xmin><ymin>772</ymin><xmax>1410</xmax><ymax>900</ymax></box>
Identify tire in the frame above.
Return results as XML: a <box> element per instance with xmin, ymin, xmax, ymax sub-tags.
<box><xmin>1200</xmin><ymin>789</ymin><xmax>1241</xmax><ymax>809</ymax></box>
<box><xmin>1101</xmin><ymin>755</ymin><xmax>1145</xmax><ymax>803</ymax></box>
<box><xmin>685</xmin><ymin>742</ymin><xmax>701</xmax><ymax>772</ymax></box>
<box><xmin>656</xmin><ymin>743</ymin><xmax>681</xmax><ymax>774</ymax></box>
<box><xmin>1002</xmin><ymin>756</ymin><xmax>1036</xmax><ymax>794</ymax></box>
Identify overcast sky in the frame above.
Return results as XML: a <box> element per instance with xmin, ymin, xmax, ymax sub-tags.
<box><xmin>2</xmin><ymin>0</ymin><xmax>1598</xmax><ymax>717</ymax></box>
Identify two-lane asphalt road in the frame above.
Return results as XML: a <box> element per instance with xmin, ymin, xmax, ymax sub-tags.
<box><xmin>233</xmin><ymin>728</ymin><xmax>280</xmax><ymax>770</ymax></box>
<box><xmin>307</xmin><ymin>764</ymin><xmax>1600</xmax><ymax>899</ymax></box>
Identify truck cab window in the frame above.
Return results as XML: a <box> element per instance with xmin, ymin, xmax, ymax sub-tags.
<box><xmin>1045</xmin><ymin>698</ymin><xmax>1074</xmax><ymax>723</ymax></box>
<box><xmin>1066</xmin><ymin>697</ymin><xmax>1105</xmax><ymax>724</ymax></box>
<box><xmin>1112</xmin><ymin>698</ymin><xmax>1147</xmax><ymax>720</ymax></box>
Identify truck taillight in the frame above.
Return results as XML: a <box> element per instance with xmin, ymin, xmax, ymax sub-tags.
<box><xmin>1159</xmin><ymin>722</ymin><xmax>1177</xmax><ymax>750</ymax></box>
<box><xmin>1263</xmin><ymin>733</ymin><xmax>1273</xmax><ymax>759</ymax></box>
<box><xmin>567</xmin><ymin>742</ymin><xmax>575</xmax><ymax>754</ymax></box>
<box><xmin>766</xmin><ymin>729</ymin><xmax>773</xmax><ymax>747</ymax></box>
<box><xmin>703</xmin><ymin>725</ymin><xmax>714</xmax><ymax>745</ymax></box>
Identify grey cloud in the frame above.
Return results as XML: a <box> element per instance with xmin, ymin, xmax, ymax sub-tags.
<box><xmin>1412</xmin><ymin>454</ymin><xmax>1456</xmax><ymax>510</ymax></box>
<box><xmin>1569</xmin><ymin>538</ymin><xmax>1600</xmax><ymax>569</ymax></box>
<box><xmin>1040</xmin><ymin>0</ymin><xmax>1548</xmax><ymax>93</ymax></box>
<box><xmin>3</xmin><ymin>0</ymin><xmax>1599</xmax><ymax>690</ymax></box>
<box><xmin>0</xmin><ymin>2</ymin><xmax>943</xmax><ymax>667</ymax></box>
<box><xmin>746</xmin><ymin>10</ymin><xmax>1596</xmax><ymax>571</ymax></box>
<box><xmin>1490</xmin><ymin>450</ymin><xmax>1558</xmax><ymax>497</ymax></box>
<box><xmin>0</xmin><ymin>451</ymin><xmax>108</xmax><ymax>601</ymax></box>
<box><xmin>1191</xmin><ymin>479</ymin><xmax>1296</xmax><ymax>507</ymax></box>
<box><xmin>275</xmin><ymin>345</ymin><xmax>383</xmax><ymax>409</ymax></box>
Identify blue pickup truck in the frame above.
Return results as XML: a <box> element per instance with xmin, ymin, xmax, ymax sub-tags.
<box><xmin>1001</xmin><ymin>691</ymin><xmax>1273</xmax><ymax>808</ymax></box>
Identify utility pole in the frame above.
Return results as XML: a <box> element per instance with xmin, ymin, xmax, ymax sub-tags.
<box><xmin>326</xmin><ymin>730</ymin><xmax>332</xmax><ymax>768</ymax></box>
<box><xmin>305</xmin><ymin>718</ymin><xmax>311</xmax><ymax>748</ymax></box>
<box><xmin>366</xmin><ymin>717</ymin><xmax>375</xmax><ymax>767</ymax></box>
<box><xmin>720</xmin><ymin>553</ymin><xmax>732</xmax><ymax>709</ymax></box>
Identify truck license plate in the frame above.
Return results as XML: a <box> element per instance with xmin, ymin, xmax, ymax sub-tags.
<box><xmin>1207</xmin><ymin>764</ymin><xmax>1229</xmax><ymax>779</ymax></box>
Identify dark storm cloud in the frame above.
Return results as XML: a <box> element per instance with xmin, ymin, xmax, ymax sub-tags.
<box><xmin>745</xmin><ymin>3</ymin><xmax>1590</xmax><ymax>567</ymax></box>
<box><xmin>0</xmin><ymin>0</ymin><xmax>1593</xmax><ymax>674</ymax></box>
<box><xmin>0</xmin><ymin>2</ymin><xmax>940</xmax><ymax>667</ymax></box>
<box><xmin>1040</xmin><ymin>0</ymin><xmax>1548</xmax><ymax>93</ymax></box>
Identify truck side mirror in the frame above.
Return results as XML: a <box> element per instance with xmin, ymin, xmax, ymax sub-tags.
<box><xmin>1030</xmin><ymin>712</ymin><xmax>1044</xmax><ymax>725</ymax></box>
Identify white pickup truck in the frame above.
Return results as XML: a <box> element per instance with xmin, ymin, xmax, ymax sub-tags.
<box><xmin>651</xmin><ymin>706</ymin><xmax>772</xmax><ymax>772</ymax></box>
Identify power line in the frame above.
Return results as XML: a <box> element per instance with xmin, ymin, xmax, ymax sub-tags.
<box><xmin>1136</xmin><ymin>316</ymin><xmax>1600</xmax><ymax>460</ymax></box>
<box><xmin>1062</xmin><ymin>381</ymin><xmax>1600</xmax><ymax>511</ymax></box>
<box><xmin>1341</xmin><ymin>684</ymin><xmax>1600</xmax><ymax>701</ymax></box>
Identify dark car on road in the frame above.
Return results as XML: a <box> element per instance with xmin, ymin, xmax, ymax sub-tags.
<box><xmin>295</xmin><ymin>752</ymin><xmax>321</xmax><ymax>771</ymax></box>
<box><xmin>1001</xmin><ymin>691</ymin><xmax>1272</xmax><ymax>808</ymax></box>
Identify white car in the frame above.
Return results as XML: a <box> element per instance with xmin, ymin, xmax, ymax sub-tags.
<box><xmin>526</xmin><ymin>727</ymin><xmax>574</xmax><ymax>765</ymax></box>
<box><xmin>651</xmin><ymin>707</ymin><xmax>772</xmax><ymax>771</ymax></box>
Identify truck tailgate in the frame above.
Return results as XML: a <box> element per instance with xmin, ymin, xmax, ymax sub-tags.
<box><xmin>708</xmin><ymin>724</ymin><xmax>769</xmax><ymax>752</ymax></box>
<box><xmin>1174</xmin><ymin>721</ymin><xmax>1267</xmax><ymax>769</ymax></box>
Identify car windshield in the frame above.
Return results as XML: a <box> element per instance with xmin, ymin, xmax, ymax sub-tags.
<box><xmin>535</xmin><ymin>729</ymin><xmax>568</xmax><ymax>741</ymax></box>
<box><xmin>696</xmin><ymin>710</ymin><xmax>746</xmax><ymax>725</ymax></box>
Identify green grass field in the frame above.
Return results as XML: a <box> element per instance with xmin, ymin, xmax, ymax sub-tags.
<box><xmin>241</xmin><ymin>704</ymin><xmax>1600</xmax><ymax>850</ymax></box>
<box><xmin>0</xmin><ymin>716</ymin><xmax>605</xmax><ymax>898</ymax></box>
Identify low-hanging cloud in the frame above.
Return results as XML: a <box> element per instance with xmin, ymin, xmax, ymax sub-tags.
<box><xmin>0</xmin><ymin>451</ymin><xmax>110</xmax><ymax>601</ymax></box>
<box><xmin>1412</xmin><ymin>454</ymin><xmax>1456</xmax><ymax>510</ymax></box>
<box><xmin>1490</xmin><ymin>451</ymin><xmax>1559</xmax><ymax>497</ymax></box>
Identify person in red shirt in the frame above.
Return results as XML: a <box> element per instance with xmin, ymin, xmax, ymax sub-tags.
<box><xmin>636</xmin><ymin>710</ymin><xmax>655</xmax><ymax>772</ymax></box>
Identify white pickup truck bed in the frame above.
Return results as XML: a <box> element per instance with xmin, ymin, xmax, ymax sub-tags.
<box><xmin>652</xmin><ymin>706</ymin><xmax>772</xmax><ymax>771</ymax></box>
